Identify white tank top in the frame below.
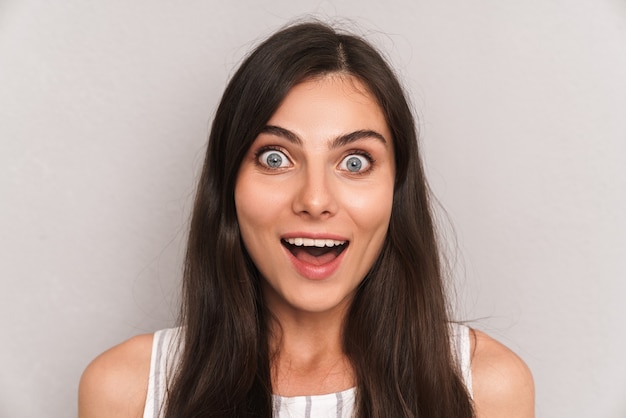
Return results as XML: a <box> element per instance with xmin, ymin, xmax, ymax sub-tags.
<box><xmin>143</xmin><ymin>324</ymin><xmax>473</xmax><ymax>418</ymax></box>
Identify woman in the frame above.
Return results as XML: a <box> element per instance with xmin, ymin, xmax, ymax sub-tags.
<box><xmin>79</xmin><ymin>22</ymin><xmax>534</xmax><ymax>417</ymax></box>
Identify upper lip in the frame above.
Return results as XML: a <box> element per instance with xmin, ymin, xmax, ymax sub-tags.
<box><xmin>281</xmin><ymin>232</ymin><xmax>349</xmax><ymax>242</ymax></box>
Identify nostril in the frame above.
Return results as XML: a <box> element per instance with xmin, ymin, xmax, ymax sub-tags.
<box><xmin>291</xmin><ymin>173</ymin><xmax>339</xmax><ymax>217</ymax></box>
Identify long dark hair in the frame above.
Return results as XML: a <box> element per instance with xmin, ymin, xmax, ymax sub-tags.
<box><xmin>165</xmin><ymin>21</ymin><xmax>474</xmax><ymax>417</ymax></box>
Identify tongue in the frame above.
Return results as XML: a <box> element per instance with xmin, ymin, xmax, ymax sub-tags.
<box><xmin>291</xmin><ymin>247</ymin><xmax>338</xmax><ymax>266</ymax></box>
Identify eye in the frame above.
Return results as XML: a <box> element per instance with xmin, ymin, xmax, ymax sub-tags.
<box><xmin>257</xmin><ymin>149</ymin><xmax>291</xmax><ymax>169</ymax></box>
<box><xmin>338</xmin><ymin>153</ymin><xmax>372</xmax><ymax>173</ymax></box>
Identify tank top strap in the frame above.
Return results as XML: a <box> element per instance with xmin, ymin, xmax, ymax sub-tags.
<box><xmin>450</xmin><ymin>322</ymin><xmax>473</xmax><ymax>397</ymax></box>
<box><xmin>143</xmin><ymin>327</ymin><xmax>180</xmax><ymax>418</ymax></box>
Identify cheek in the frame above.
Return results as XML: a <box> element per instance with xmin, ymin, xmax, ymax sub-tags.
<box><xmin>235</xmin><ymin>186</ymin><xmax>259</xmax><ymax>241</ymax></box>
<box><xmin>235</xmin><ymin>174</ymin><xmax>286</xmax><ymax>242</ymax></box>
<box><xmin>344</xmin><ymin>184</ymin><xmax>394</xmax><ymax>232</ymax></box>
<box><xmin>235</xmin><ymin>185</ymin><xmax>263</xmax><ymax>269</ymax></box>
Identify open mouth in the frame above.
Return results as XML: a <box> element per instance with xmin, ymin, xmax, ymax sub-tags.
<box><xmin>282</xmin><ymin>238</ymin><xmax>348</xmax><ymax>266</ymax></box>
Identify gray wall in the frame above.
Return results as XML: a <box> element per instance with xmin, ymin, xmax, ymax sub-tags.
<box><xmin>1</xmin><ymin>0</ymin><xmax>625</xmax><ymax>416</ymax></box>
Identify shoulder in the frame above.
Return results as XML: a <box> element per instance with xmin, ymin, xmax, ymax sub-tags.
<box><xmin>470</xmin><ymin>329</ymin><xmax>535</xmax><ymax>418</ymax></box>
<box><xmin>78</xmin><ymin>333</ymin><xmax>154</xmax><ymax>418</ymax></box>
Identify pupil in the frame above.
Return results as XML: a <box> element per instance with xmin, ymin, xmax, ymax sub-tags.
<box><xmin>266</xmin><ymin>153</ymin><xmax>282</xmax><ymax>167</ymax></box>
<box><xmin>347</xmin><ymin>156</ymin><xmax>362</xmax><ymax>172</ymax></box>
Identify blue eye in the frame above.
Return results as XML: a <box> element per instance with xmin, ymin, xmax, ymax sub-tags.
<box><xmin>258</xmin><ymin>149</ymin><xmax>290</xmax><ymax>169</ymax></box>
<box><xmin>339</xmin><ymin>154</ymin><xmax>371</xmax><ymax>173</ymax></box>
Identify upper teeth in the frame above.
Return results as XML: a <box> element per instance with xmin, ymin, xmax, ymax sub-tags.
<box><xmin>285</xmin><ymin>238</ymin><xmax>345</xmax><ymax>247</ymax></box>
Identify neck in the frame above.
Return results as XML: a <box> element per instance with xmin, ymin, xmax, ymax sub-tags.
<box><xmin>267</xmin><ymin>304</ymin><xmax>355</xmax><ymax>396</ymax></box>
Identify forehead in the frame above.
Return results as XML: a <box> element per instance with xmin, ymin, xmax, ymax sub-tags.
<box><xmin>266</xmin><ymin>74</ymin><xmax>390</xmax><ymax>143</ymax></box>
<box><xmin>280</xmin><ymin>74</ymin><xmax>379</xmax><ymax>109</ymax></box>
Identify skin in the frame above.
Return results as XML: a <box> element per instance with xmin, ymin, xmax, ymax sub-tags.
<box><xmin>235</xmin><ymin>75</ymin><xmax>395</xmax><ymax>317</ymax></box>
<box><xmin>234</xmin><ymin>75</ymin><xmax>395</xmax><ymax>395</ymax></box>
<box><xmin>78</xmin><ymin>74</ymin><xmax>535</xmax><ymax>417</ymax></box>
<box><xmin>78</xmin><ymin>334</ymin><xmax>152</xmax><ymax>418</ymax></box>
<box><xmin>471</xmin><ymin>330</ymin><xmax>535</xmax><ymax>417</ymax></box>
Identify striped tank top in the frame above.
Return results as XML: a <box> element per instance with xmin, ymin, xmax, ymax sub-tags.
<box><xmin>143</xmin><ymin>324</ymin><xmax>473</xmax><ymax>418</ymax></box>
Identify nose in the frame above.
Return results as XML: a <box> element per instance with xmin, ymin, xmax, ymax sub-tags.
<box><xmin>291</xmin><ymin>167</ymin><xmax>339</xmax><ymax>219</ymax></box>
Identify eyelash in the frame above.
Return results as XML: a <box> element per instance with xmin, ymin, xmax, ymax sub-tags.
<box><xmin>252</xmin><ymin>146</ymin><xmax>376</xmax><ymax>174</ymax></box>
<box><xmin>339</xmin><ymin>150</ymin><xmax>375</xmax><ymax>175</ymax></box>
<box><xmin>254</xmin><ymin>146</ymin><xmax>292</xmax><ymax>170</ymax></box>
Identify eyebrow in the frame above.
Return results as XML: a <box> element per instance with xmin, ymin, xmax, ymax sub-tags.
<box><xmin>260</xmin><ymin>125</ymin><xmax>387</xmax><ymax>148</ymax></box>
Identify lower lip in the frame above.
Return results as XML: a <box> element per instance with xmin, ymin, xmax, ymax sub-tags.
<box><xmin>283</xmin><ymin>244</ymin><xmax>347</xmax><ymax>280</ymax></box>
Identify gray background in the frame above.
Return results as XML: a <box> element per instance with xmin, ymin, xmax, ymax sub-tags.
<box><xmin>1</xmin><ymin>0</ymin><xmax>625</xmax><ymax>417</ymax></box>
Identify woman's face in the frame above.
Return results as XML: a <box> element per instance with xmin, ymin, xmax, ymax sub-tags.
<box><xmin>235</xmin><ymin>75</ymin><xmax>395</xmax><ymax>317</ymax></box>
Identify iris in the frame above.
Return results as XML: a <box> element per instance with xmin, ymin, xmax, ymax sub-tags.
<box><xmin>346</xmin><ymin>156</ymin><xmax>362</xmax><ymax>172</ymax></box>
<box><xmin>266</xmin><ymin>152</ymin><xmax>283</xmax><ymax>168</ymax></box>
